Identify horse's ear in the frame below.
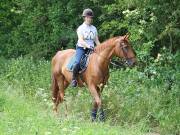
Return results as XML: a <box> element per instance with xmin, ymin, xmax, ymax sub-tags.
<box><xmin>124</xmin><ymin>33</ymin><xmax>130</xmax><ymax>40</ymax></box>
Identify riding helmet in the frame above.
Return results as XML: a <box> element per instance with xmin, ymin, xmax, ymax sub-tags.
<box><xmin>82</xmin><ymin>8</ymin><xmax>94</xmax><ymax>17</ymax></box>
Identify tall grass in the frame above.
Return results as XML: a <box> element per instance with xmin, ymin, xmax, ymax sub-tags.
<box><xmin>0</xmin><ymin>57</ymin><xmax>179</xmax><ymax>135</ymax></box>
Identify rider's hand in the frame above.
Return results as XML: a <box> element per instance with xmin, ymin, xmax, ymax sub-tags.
<box><xmin>89</xmin><ymin>46</ymin><xmax>94</xmax><ymax>51</ymax></box>
<box><xmin>85</xmin><ymin>44</ymin><xmax>91</xmax><ymax>49</ymax></box>
<box><xmin>83</xmin><ymin>44</ymin><xmax>90</xmax><ymax>49</ymax></box>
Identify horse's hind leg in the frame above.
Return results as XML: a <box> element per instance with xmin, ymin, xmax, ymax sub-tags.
<box><xmin>53</xmin><ymin>74</ymin><xmax>65</xmax><ymax>114</ymax></box>
<box><xmin>63</xmin><ymin>79</ymin><xmax>69</xmax><ymax>117</ymax></box>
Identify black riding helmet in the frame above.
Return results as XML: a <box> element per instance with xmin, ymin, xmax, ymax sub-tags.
<box><xmin>82</xmin><ymin>8</ymin><xmax>94</xmax><ymax>17</ymax></box>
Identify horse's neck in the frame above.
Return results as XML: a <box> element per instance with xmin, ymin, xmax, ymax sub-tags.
<box><xmin>101</xmin><ymin>46</ymin><xmax>114</xmax><ymax>59</ymax></box>
<box><xmin>97</xmin><ymin>44</ymin><xmax>115</xmax><ymax>67</ymax></box>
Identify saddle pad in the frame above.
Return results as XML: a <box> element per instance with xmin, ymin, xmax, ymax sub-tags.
<box><xmin>66</xmin><ymin>53</ymin><xmax>90</xmax><ymax>73</ymax></box>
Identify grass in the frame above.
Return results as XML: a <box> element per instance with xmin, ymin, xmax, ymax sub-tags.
<box><xmin>0</xmin><ymin>57</ymin><xmax>179</xmax><ymax>135</ymax></box>
<box><xmin>0</xmin><ymin>81</ymin><xmax>144</xmax><ymax>135</ymax></box>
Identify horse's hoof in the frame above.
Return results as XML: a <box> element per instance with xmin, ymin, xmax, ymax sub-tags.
<box><xmin>53</xmin><ymin>108</ymin><xmax>58</xmax><ymax>116</ymax></box>
<box><xmin>99</xmin><ymin>108</ymin><xmax>105</xmax><ymax>122</ymax></box>
<box><xmin>91</xmin><ymin>109</ymin><xmax>97</xmax><ymax>122</ymax></box>
<box><xmin>99</xmin><ymin>117</ymin><xmax>105</xmax><ymax>122</ymax></box>
<box><xmin>71</xmin><ymin>80</ymin><xmax>77</xmax><ymax>87</ymax></box>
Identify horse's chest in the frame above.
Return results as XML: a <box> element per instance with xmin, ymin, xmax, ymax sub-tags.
<box><xmin>92</xmin><ymin>70</ymin><xmax>109</xmax><ymax>84</ymax></box>
<box><xmin>81</xmin><ymin>62</ymin><xmax>109</xmax><ymax>84</ymax></box>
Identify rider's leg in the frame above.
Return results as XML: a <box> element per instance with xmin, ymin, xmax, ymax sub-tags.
<box><xmin>71</xmin><ymin>46</ymin><xmax>85</xmax><ymax>87</ymax></box>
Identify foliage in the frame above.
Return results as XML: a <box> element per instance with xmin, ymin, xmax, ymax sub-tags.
<box><xmin>0</xmin><ymin>57</ymin><xmax>179</xmax><ymax>134</ymax></box>
<box><xmin>99</xmin><ymin>0</ymin><xmax>180</xmax><ymax>64</ymax></box>
<box><xmin>0</xmin><ymin>0</ymin><xmax>179</xmax><ymax>60</ymax></box>
<box><xmin>0</xmin><ymin>0</ymin><xmax>102</xmax><ymax>58</ymax></box>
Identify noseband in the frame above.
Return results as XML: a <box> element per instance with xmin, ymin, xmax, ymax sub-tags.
<box><xmin>120</xmin><ymin>43</ymin><xmax>135</xmax><ymax>66</ymax></box>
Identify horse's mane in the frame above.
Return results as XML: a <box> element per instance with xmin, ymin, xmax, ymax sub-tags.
<box><xmin>95</xmin><ymin>36</ymin><xmax>120</xmax><ymax>53</ymax></box>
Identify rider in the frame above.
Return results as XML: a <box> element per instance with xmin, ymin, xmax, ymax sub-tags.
<box><xmin>71</xmin><ymin>8</ymin><xmax>100</xmax><ymax>87</ymax></box>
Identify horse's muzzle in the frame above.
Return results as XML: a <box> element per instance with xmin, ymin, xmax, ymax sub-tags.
<box><xmin>126</xmin><ymin>58</ymin><xmax>136</xmax><ymax>67</ymax></box>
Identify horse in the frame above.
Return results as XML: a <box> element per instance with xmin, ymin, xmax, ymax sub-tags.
<box><xmin>51</xmin><ymin>34</ymin><xmax>136</xmax><ymax>121</ymax></box>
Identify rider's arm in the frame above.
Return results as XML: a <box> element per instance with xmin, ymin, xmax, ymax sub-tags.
<box><xmin>77</xmin><ymin>33</ymin><xmax>90</xmax><ymax>48</ymax></box>
<box><xmin>95</xmin><ymin>36</ymin><xmax>100</xmax><ymax>45</ymax></box>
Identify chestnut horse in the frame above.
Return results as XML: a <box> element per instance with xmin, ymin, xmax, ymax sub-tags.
<box><xmin>51</xmin><ymin>34</ymin><xmax>136</xmax><ymax>121</ymax></box>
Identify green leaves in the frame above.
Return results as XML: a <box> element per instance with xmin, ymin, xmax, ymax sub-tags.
<box><xmin>0</xmin><ymin>0</ymin><xmax>179</xmax><ymax>60</ymax></box>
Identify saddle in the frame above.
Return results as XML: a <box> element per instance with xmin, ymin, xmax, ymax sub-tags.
<box><xmin>66</xmin><ymin>49</ymin><xmax>93</xmax><ymax>73</ymax></box>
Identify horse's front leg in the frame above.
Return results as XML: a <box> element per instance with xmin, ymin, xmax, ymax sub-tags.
<box><xmin>88</xmin><ymin>84</ymin><xmax>104</xmax><ymax>121</ymax></box>
<box><xmin>97</xmin><ymin>86</ymin><xmax>105</xmax><ymax>122</ymax></box>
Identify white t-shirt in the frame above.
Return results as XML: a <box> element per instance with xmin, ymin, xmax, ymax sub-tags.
<box><xmin>76</xmin><ymin>22</ymin><xmax>98</xmax><ymax>48</ymax></box>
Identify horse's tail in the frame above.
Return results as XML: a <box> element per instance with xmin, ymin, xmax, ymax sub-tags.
<box><xmin>51</xmin><ymin>72</ymin><xmax>59</xmax><ymax>103</ymax></box>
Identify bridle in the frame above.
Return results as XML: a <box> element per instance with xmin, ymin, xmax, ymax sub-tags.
<box><xmin>89</xmin><ymin>41</ymin><xmax>136</xmax><ymax>66</ymax></box>
<box><xmin>119</xmin><ymin>42</ymin><xmax>136</xmax><ymax>66</ymax></box>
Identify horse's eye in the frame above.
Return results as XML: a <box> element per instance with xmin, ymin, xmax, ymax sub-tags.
<box><xmin>122</xmin><ymin>44</ymin><xmax>128</xmax><ymax>49</ymax></box>
<box><xmin>122</xmin><ymin>45</ymin><xmax>128</xmax><ymax>53</ymax></box>
<box><xmin>120</xmin><ymin>42</ymin><xmax>124</xmax><ymax>47</ymax></box>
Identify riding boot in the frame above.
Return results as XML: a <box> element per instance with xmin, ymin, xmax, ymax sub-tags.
<box><xmin>71</xmin><ymin>64</ymin><xmax>79</xmax><ymax>87</ymax></box>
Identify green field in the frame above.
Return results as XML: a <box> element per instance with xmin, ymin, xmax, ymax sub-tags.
<box><xmin>0</xmin><ymin>82</ymin><xmax>144</xmax><ymax>135</ymax></box>
<box><xmin>0</xmin><ymin>57</ymin><xmax>179</xmax><ymax>135</ymax></box>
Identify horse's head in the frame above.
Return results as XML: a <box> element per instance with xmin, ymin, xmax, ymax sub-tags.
<box><xmin>114</xmin><ymin>34</ymin><xmax>136</xmax><ymax>66</ymax></box>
